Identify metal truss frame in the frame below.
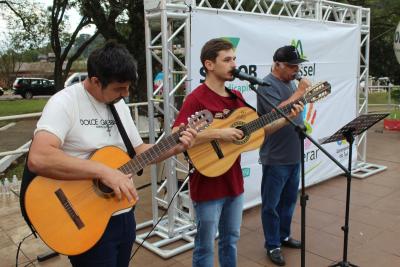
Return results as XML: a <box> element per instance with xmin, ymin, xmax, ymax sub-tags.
<box><xmin>142</xmin><ymin>0</ymin><xmax>374</xmax><ymax>258</ymax></box>
<box><xmin>141</xmin><ymin>0</ymin><xmax>195</xmax><ymax>259</ymax></box>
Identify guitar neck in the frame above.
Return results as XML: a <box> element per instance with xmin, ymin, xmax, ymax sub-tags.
<box><xmin>245</xmin><ymin>95</ymin><xmax>308</xmax><ymax>134</ymax></box>
<box><xmin>118</xmin><ymin>130</ymin><xmax>182</xmax><ymax>174</ymax></box>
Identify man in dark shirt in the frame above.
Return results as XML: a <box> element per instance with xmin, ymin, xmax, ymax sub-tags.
<box><xmin>257</xmin><ymin>45</ymin><xmax>311</xmax><ymax>266</ymax></box>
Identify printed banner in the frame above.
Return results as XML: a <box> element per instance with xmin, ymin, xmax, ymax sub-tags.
<box><xmin>189</xmin><ymin>8</ymin><xmax>360</xmax><ymax>208</ymax></box>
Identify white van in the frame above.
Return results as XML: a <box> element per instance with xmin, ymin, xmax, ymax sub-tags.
<box><xmin>64</xmin><ymin>72</ymin><xmax>87</xmax><ymax>88</ymax></box>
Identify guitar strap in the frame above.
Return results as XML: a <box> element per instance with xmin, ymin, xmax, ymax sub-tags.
<box><xmin>225</xmin><ymin>87</ymin><xmax>258</xmax><ymax>114</ymax></box>
<box><xmin>109</xmin><ymin>103</ymin><xmax>143</xmax><ymax>176</ymax></box>
<box><xmin>20</xmin><ymin>144</ymin><xmax>38</xmax><ymax>237</ymax></box>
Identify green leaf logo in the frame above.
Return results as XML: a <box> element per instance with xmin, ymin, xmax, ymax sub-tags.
<box><xmin>291</xmin><ymin>39</ymin><xmax>307</xmax><ymax>60</ymax></box>
<box><xmin>222</xmin><ymin>37</ymin><xmax>240</xmax><ymax>51</ymax></box>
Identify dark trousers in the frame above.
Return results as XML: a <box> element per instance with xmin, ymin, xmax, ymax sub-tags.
<box><xmin>69</xmin><ymin>210</ymin><xmax>136</xmax><ymax>267</ymax></box>
<box><xmin>261</xmin><ymin>164</ymin><xmax>300</xmax><ymax>250</ymax></box>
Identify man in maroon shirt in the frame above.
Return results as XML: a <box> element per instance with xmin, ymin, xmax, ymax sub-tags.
<box><xmin>173</xmin><ymin>38</ymin><xmax>303</xmax><ymax>267</ymax></box>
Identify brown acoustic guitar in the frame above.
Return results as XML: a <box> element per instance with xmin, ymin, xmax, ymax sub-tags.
<box><xmin>24</xmin><ymin>110</ymin><xmax>213</xmax><ymax>256</ymax></box>
<box><xmin>187</xmin><ymin>81</ymin><xmax>331</xmax><ymax>177</ymax></box>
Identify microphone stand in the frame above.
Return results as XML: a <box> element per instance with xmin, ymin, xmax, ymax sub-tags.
<box><xmin>248</xmin><ymin>82</ymin><xmax>349</xmax><ymax>267</ymax></box>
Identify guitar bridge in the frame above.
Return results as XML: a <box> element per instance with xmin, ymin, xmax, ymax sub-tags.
<box><xmin>55</xmin><ymin>189</ymin><xmax>85</xmax><ymax>230</ymax></box>
<box><xmin>211</xmin><ymin>140</ymin><xmax>224</xmax><ymax>159</ymax></box>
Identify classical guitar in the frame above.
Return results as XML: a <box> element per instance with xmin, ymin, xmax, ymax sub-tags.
<box><xmin>24</xmin><ymin>110</ymin><xmax>213</xmax><ymax>256</ymax></box>
<box><xmin>187</xmin><ymin>81</ymin><xmax>331</xmax><ymax>177</ymax></box>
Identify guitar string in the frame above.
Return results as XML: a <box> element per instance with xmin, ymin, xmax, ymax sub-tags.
<box><xmin>244</xmin><ymin>82</ymin><xmax>327</xmax><ymax>134</ymax></box>
<box><xmin>125</xmin><ymin>87</ymin><xmax>323</xmax><ymax>194</ymax></box>
<box><xmin>244</xmin><ymin>95</ymin><xmax>307</xmax><ymax>135</ymax></box>
<box><xmin>249</xmin><ymin>78</ymin><xmax>299</xmax><ymax>133</ymax></box>
<box><xmin>62</xmin><ymin>86</ymin><xmax>317</xmax><ymax>203</ymax></box>
<box><xmin>65</xmin><ymin>129</ymin><xmax>184</xmax><ymax>203</ymax></box>
<box><xmin>53</xmin><ymin>112</ymin><xmax>211</xmax><ymax>204</ymax></box>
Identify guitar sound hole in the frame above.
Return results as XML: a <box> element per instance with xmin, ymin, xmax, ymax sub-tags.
<box><xmin>232</xmin><ymin>124</ymin><xmax>250</xmax><ymax>145</ymax></box>
<box><xmin>93</xmin><ymin>179</ymin><xmax>114</xmax><ymax>198</ymax></box>
<box><xmin>235</xmin><ymin>126</ymin><xmax>248</xmax><ymax>141</ymax></box>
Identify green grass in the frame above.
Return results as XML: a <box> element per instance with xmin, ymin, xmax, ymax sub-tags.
<box><xmin>0</xmin><ymin>99</ymin><xmax>48</xmax><ymax>117</ymax></box>
<box><xmin>1</xmin><ymin>156</ymin><xmax>26</xmax><ymax>180</ymax></box>
<box><xmin>388</xmin><ymin>109</ymin><xmax>400</xmax><ymax>119</ymax></box>
<box><xmin>368</xmin><ymin>92</ymin><xmax>400</xmax><ymax>105</ymax></box>
<box><xmin>368</xmin><ymin>92</ymin><xmax>389</xmax><ymax>104</ymax></box>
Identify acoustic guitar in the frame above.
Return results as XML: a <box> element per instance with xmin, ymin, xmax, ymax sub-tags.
<box><xmin>24</xmin><ymin>110</ymin><xmax>213</xmax><ymax>255</ymax></box>
<box><xmin>187</xmin><ymin>81</ymin><xmax>331</xmax><ymax>177</ymax></box>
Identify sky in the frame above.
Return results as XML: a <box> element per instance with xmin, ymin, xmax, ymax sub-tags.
<box><xmin>0</xmin><ymin>0</ymin><xmax>95</xmax><ymax>36</ymax></box>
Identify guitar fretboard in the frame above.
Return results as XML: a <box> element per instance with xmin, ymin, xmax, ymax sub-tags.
<box><xmin>117</xmin><ymin>129</ymin><xmax>183</xmax><ymax>175</ymax></box>
<box><xmin>244</xmin><ymin>95</ymin><xmax>308</xmax><ymax>134</ymax></box>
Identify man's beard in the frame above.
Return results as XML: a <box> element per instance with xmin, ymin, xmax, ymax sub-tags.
<box><xmin>107</xmin><ymin>96</ymin><xmax>124</xmax><ymax>104</ymax></box>
<box><xmin>227</xmin><ymin>68</ymin><xmax>235</xmax><ymax>81</ymax></box>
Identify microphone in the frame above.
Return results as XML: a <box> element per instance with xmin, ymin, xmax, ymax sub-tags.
<box><xmin>232</xmin><ymin>69</ymin><xmax>271</xmax><ymax>86</ymax></box>
<box><xmin>294</xmin><ymin>72</ymin><xmax>302</xmax><ymax>81</ymax></box>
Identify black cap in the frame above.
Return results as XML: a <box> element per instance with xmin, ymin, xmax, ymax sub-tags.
<box><xmin>273</xmin><ymin>45</ymin><xmax>308</xmax><ymax>65</ymax></box>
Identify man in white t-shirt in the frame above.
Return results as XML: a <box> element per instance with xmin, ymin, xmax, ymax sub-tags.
<box><xmin>27</xmin><ymin>41</ymin><xmax>196</xmax><ymax>267</ymax></box>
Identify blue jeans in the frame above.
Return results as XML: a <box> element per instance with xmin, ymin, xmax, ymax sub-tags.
<box><xmin>261</xmin><ymin>164</ymin><xmax>300</xmax><ymax>250</ymax></box>
<box><xmin>69</xmin><ymin>210</ymin><xmax>136</xmax><ymax>267</ymax></box>
<box><xmin>192</xmin><ymin>194</ymin><xmax>244</xmax><ymax>267</ymax></box>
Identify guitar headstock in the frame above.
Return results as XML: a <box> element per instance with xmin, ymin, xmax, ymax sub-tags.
<box><xmin>187</xmin><ymin>109</ymin><xmax>213</xmax><ymax>133</ymax></box>
<box><xmin>304</xmin><ymin>81</ymin><xmax>331</xmax><ymax>103</ymax></box>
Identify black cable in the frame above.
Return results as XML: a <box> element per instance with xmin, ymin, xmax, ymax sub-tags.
<box><xmin>129</xmin><ymin>170</ymin><xmax>192</xmax><ymax>262</ymax></box>
<box><xmin>13</xmin><ymin>172</ymin><xmax>190</xmax><ymax>265</ymax></box>
<box><xmin>136</xmin><ymin>162</ymin><xmax>167</xmax><ymax>190</ymax></box>
<box><xmin>16</xmin><ymin>232</ymin><xmax>34</xmax><ymax>267</ymax></box>
<box><xmin>137</xmin><ymin>176</ymin><xmax>168</xmax><ymax>191</ymax></box>
<box><xmin>10</xmin><ymin>187</ymin><xmax>34</xmax><ymax>264</ymax></box>
<box><xmin>23</xmin><ymin>259</ymin><xmax>36</xmax><ymax>267</ymax></box>
<box><xmin>136</xmin><ymin>182</ymin><xmax>152</xmax><ymax>190</ymax></box>
<box><xmin>10</xmin><ymin>188</ymin><xmax>20</xmax><ymax>197</ymax></box>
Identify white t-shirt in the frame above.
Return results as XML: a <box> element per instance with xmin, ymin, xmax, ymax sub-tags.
<box><xmin>36</xmin><ymin>82</ymin><xmax>143</xmax><ymax>158</ymax></box>
<box><xmin>35</xmin><ymin>82</ymin><xmax>143</xmax><ymax>215</ymax></box>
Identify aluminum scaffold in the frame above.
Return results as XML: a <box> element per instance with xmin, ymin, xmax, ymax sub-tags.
<box><xmin>140</xmin><ymin>0</ymin><xmax>378</xmax><ymax>258</ymax></box>
<box><xmin>138</xmin><ymin>0</ymin><xmax>196</xmax><ymax>259</ymax></box>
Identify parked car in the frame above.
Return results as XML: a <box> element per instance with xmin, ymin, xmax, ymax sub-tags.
<box><xmin>13</xmin><ymin>78</ymin><xmax>56</xmax><ymax>99</ymax></box>
<box><xmin>0</xmin><ymin>87</ymin><xmax>4</xmax><ymax>96</ymax></box>
<box><xmin>64</xmin><ymin>72</ymin><xmax>87</xmax><ymax>88</ymax></box>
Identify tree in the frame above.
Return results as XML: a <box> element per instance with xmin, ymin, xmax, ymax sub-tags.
<box><xmin>1</xmin><ymin>0</ymin><xmax>49</xmax><ymax>50</ymax></box>
<box><xmin>0</xmin><ymin>40</ymin><xmax>22</xmax><ymax>88</ymax></box>
<box><xmin>0</xmin><ymin>1</ymin><xmax>46</xmax><ymax>87</ymax></box>
<box><xmin>50</xmin><ymin>0</ymin><xmax>99</xmax><ymax>91</ymax></box>
<box><xmin>81</xmin><ymin>0</ymin><xmax>146</xmax><ymax>101</ymax></box>
<box><xmin>1</xmin><ymin>0</ymin><xmax>100</xmax><ymax>90</ymax></box>
<box><xmin>337</xmin><ymin>0</ymin><xmax>400</xmax><ymax>84</ymax></box>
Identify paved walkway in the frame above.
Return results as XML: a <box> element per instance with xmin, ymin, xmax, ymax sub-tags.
<box><xmin>0</xmin><ymin>120</ymin><xmax>37</xmax><ymax>153</ymax></box>
<box><xmin>0</xmin><ymin>121</ymin><xmax>399</xmax><ymax>266</ymax></box>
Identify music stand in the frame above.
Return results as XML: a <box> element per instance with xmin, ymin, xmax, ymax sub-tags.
<box><xmin>321</xmin><ymin>113</ymin><xmax>389</xmax><ymax>267</ymax></box>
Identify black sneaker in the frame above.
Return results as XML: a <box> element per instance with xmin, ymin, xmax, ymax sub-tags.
<box><xmin>267</xmin><ymin>248</ymin><xmax>285</xmax><ymax>266</ymax></box>
<box><xmin>281</xmin><ymin>237</ymin><xmax>301</xmax><ymax>249</ymax></box>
